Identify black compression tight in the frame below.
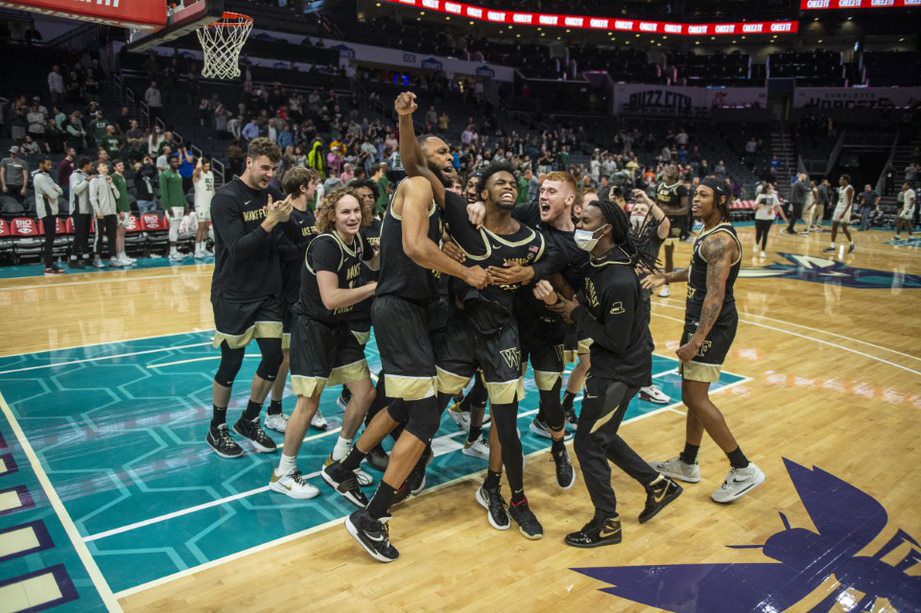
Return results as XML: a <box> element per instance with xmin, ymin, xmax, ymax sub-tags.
<box><xmin>490</xmin><ymin>401</ymin><xmax>524</xmax><ymax>497</ymax></box>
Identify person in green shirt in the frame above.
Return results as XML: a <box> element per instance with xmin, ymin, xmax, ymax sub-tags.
<box><xmin>159</xmin><ymin>156</ymin><xmax>187</xmax><ymax>261</ymax></box>
<box><xmin>371</xmin><ymin>162</ymin><xmax>391</xmax><ymax>215</ymax></box>
<box><xmin>101</xmin><ymin>125</ymin><xmax>123</xmax><ymax>159</ymax></box>
<box><xmin>90</xmin><ymin>111</ymin><xmax>109</xmax><ymax>146</ymax></box>
<box><xmin>111</xmin><ymin>159</ymin><xmax>136</xmax><ymax>267</ymax></box>
<box><xmin>516</xmin><ymin>173</ymin><xmax>529</xmax><ymax>205</ymax></box>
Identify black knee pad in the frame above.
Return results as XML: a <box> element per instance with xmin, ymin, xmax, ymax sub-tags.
<box><xmin>404</xmin><ymin>396</ymin><xmax>439</xmax><ymax>443</ymax></box>
<box><xmin>214</xmin><ymin>343</ymin><xmax>246</xmax><ymax>387</ymax></box>
<box><xmin>255</xmin><ymin>337</ymin><xmax>283</xmax><ymax>381</ymax></box>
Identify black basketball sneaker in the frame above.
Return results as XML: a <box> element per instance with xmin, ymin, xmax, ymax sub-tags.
<box><xmin>207</xmin><ymin>424</ymin><xmax>244</xmax><ymax>458</ymax></box>
<box><xmin>321</xmin><ymin>461</ymin><xmax>369</xmax><ymax>507</ymax></box>
<box><xmin>233</xmin><ymin>416</ymin><xmax>277</xmax><ymax>453</ymax></box>
<box><xmin>565</xmin><ymin>515</ymin><xmax>622</xmax><ymax>548</ymax></box>
<box><xmin>639</xmin><ymin>475</ymin><xmax>683</xmax><ymax>524</ymax></box>
<box><xmin>345</xmin><ymin>509</ymin><xmax>399</xmax><ymax>563</ymax></box>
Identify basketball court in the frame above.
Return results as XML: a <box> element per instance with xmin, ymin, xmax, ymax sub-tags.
<box><xmin>1</xmin><ymin>0</ymin><xmax>920</xmax><ymax>610</ymax></box>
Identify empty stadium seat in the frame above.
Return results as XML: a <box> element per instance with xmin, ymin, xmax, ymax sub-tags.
<box><xmin>122</xmin><ymin>214</ymin><xmax>148</xmax><ymax>257</ymax></box>
<box><xmin>140</xmin><ymin>212</ymin><xmax>169</xmax><ymax>255</ymax></box>
<box><xmin>9</xmin><ymin>217</ymin><xmax>44</xmax><ymax>263</ymax></box>
<box><xmin>0</xmin><ymin>219</ymin><xmax>13</xmax><ymax>261</ymax></box>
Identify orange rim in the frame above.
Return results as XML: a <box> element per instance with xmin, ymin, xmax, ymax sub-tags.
<box><xmin>208</xmin><ymin>11</ymin><xmax>253</xmax><ymax>27</ymax></box>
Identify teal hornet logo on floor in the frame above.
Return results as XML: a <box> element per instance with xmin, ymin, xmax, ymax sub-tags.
<box><xmin>739</xmin><ymin>253</ymin><xmax>921</xmax><ymax>289</ymax></box>
<box><xmin>885</xmin><ymin>237</ymin><xmax>921</xmax><ymax>248</ymax></box>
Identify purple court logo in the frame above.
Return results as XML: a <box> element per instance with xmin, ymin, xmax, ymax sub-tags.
<box><xmin>740</xmin><ymin>253</ymin><xmax>921</xmax><ymax>289</ymax></box>
<box><xmin>574</xmin><ymin>459</ymin><xmax>921</xmax><ymax>611</ymax></box>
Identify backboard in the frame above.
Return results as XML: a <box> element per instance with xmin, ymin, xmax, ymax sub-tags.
<box><xmin>126</xmin><ymin>0</ymin><xmax>225</xmax><ymax>53</ymax></box>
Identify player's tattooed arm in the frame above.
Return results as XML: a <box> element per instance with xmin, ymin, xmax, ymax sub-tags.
<box><xmin>693</xmin><ymin>232</ymin><xmax>734</xmax><ymax>344</ymax></box>
<box><xmin>640</xmin><ymin>266</ymin><xmax>687</xmax><ymax>290</ymax></box>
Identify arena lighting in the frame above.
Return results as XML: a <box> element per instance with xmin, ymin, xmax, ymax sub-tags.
<box><xmin>383</xmin><ymin>0</ymin><xmax>799</xmax><ymax>36</ymax></box>
<box><xmin>802</xmin><ymin>0</ymin><xmax>919</xmax><ymax>8</ymax></box>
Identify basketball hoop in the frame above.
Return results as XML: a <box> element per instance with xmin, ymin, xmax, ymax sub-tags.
<box><xmin>196</xmin><ymin>11</ymin><xmax>253</xmax><ymax>80</ymax></box>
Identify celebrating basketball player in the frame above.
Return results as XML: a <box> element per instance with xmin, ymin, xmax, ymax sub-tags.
<box><xmin>206</xmin><ymin>137</ymin><xmax>292</xmax><ymax>459</ymax></box>
<box><xmin>642</xmin><ymin>178</ymin><xmax>765</xmax><ymax>503</ymax></box>
<box><xmin>655</xmin><ymin>164</ymin><xmax>690</xmax><ymax>298</ymax></box>
<box><xmin>535</xmin><ymin>199</ymin><xmax>682</xmax><ymax>547</ymax></box>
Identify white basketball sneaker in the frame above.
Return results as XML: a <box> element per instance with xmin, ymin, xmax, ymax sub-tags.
<box><xmin>711</xmin><ymin>463</ymin><xmax>765</xmax><ymax>503</ymax></box>
<box><xmin>652</xmin><ymin>457</ymin><xmax>702</xmax><ymax>483</ymax></box>
<box><xmin>462</xmin><ymin>434</ymin><xmax>489</xmax><ymax>460</ymax></box>
<box><xmin>269</xmin><ymin>470</ymin><xmax>320</xmax><ymax>500</ymax></box>
<box><xmin>264</xmin><ymin>412</ymin><xmax>289</xmax><ymax>433</ymax></box>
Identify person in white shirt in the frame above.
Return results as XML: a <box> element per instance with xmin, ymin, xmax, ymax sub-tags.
<box><xmin>68</xmin><ymin>156</ymin><xmax>94</xmax><ymax>269</ymax></box>
<box><xmin>144</xmin><ymin>81</ymin><xmax>163</xmax><ymax>121</ymax></box>
<box><xmin>89</xmin><ymin>160</ymin><xmax>120</xmax><ymax>268</ymax></box>
<box><xmin>895</xmin><ymin>182</ymin><xmax>916</xmax><ymax>238</ymax></box>
<box><xmin>156</xmin><ymin>146</ymin><xmax>172</xmax><ymax>174</ymax></box>
<box><xmin>33</xmin><ymin>156</ymin><xmax>65</xmax><ymax>275</ymax></box>
<box><xmin>193</xmin><ymin>158</ymin><xmax>216</xmax><ymax>258</ymax></box>
<box><xmin>753</xmin><ymin>182</ymin><xmax>787</xmax><ymax>259</ymax></box>
<box><xmin>47</xmin><ymin>65</ymin><xmax>65</xmax><ymax>106</ymax></box>
<box><xmin>148</xmin><ymin>126</ymin><xmax>165</xmax><ymax>156</ymax></box>
<box><xmin>825</xmin><ymin>174</ymin><xmax>855</xmax><ymax>254</ymax></box>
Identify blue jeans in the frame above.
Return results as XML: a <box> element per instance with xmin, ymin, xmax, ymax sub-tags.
<box><xmin>137</xmin><ymin>199</ymin><xmax>157</xmax><ymax>214</ymax></box>
<box><xmin>859</xmin><ymin>207</ymin><xmax>872</xmax><ymax>231</ymax></box>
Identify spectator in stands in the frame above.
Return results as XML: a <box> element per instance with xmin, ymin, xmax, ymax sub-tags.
<box><xmin>26</xmin><ymin>99</ymin><xmax>47</xmax><ymax>148</ymax></box>
<box><xmin>58</xmin><ymin>147</ymin><xmax>75</xmax><ymax>200</ymax></box>
<box><xmin>111</xmin><ymin>159</ymin><xmax>135</xmax><ymax>266</ymax></box>
<box><xmin>159</xmin><ymin>156</ymin><xmax>186</xmax><ymax>262</ymax></box>
<box><xmin>156</xmin><ymin>146</ymin><xmax>173</xmax><ymax>174</ymax></box>
<box><xmin>89</xmin><ymin>160</ymin><xmax>119</xmax><ymax>268</ymax></box>
<box><xmin>100</xmin><ymin>125</ymin><xmax>123</xmax><ymax>159</ymax></box>
<box><xmin>145</xmin><ymin>81</ymin><xmax>163</xmax><ymax>122</ymax></box>
<box><xmin>1</xmin><ymin>146</ymin><xmax>28</xmax><ymax>204</ymax></box>
<box><xmin>858</xmin><ymin>184</ymin><xmax>879</xmax><ymax>232</ymax></box>
<box><xmin>89</xmin><ymin>110</ymin><xmax>108</xmax><ymax>148</ymax></box>
<box><xmin>148</xmin><ymin>125</ymin><xmax>165</xmax><ymax>156</ymax></box>
<box><xmin>242</xmin><ymin>118</ymin><xmax>260</xmax><ymax>144</ymax></box>
<box><xmin>371</xmin><ymin>163</ymin><xmax>390</xmax><ymax>214</ymax></box>
<box><xmin>47</xmin><ymin>65</ymin><xmax>65</xmax><ymax>106</ymax></box>
<box><xmin>33</xmin><ymin>156</ymin><xmax>64</xmax><ymax>275</ymax></box>
<box><xmin>786</xmin><ymin>173</ymin><xmax>809</xmax><ymax>235</ymax></box>
<box><xmin>65</xmin><ymin>114</ymin><xmax>86</xmax><ymax>152</ymax></box>
<box><xmin>21</xmin><ymin>135</ymin><xmax>43</xmax><ymax>168</ymax></box>
<box><xmin>134</xmin><ymin>155</ymin><xmax>158</xmax><ymax>214</ymax></box>
<box><xmin>116</xmin><ymin>107</ymin><xmax>131</xmax><ymax>134</ymax></box>
<box><xmin>178</xmin><ymin>145</ymin><xmax>195</xmax><ymax>193</ymax></box>
<box><xmin>125</xmin><ymin>120</ymin><xmax>145</xmax><ymax>161</ymax></box>
<box><xmin>906</xmin><ymin>162</ymin><xmax>918</xmax><ymax>186</ymax></box>
<box><xmin>68</xmin><ymin>156</ymin><xmax>93</xmax><ymax>269</ymax></box>
<box><xmin>226</xmin><ymin>114</ymin><xmax>242</xmax><ymax>141</ymax></box>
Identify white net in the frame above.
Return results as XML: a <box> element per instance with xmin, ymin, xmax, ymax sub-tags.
<box><xmin>196</xmin><ymin>12</ymin><xmax>253</xmax><ymax>79</ymax></box>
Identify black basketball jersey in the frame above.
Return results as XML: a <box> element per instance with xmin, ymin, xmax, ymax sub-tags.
<box><xmin>376</xmin><ymin>181</ymin><xmax>443</xmax><ymax>303</ymax></box>
<box><xmin>359</xmin><ymin>216</ymin><xmax>383</xmax><ymax>283</ymax></box>
<box><xmin>686</xmin><ymin>222</ymin><xmax>742</xmax><ymax>322</ymax></box>
<box><xmin>294</xmin><ymin>231</ymin><xmax>372</xmax><ymax>324</ymax></box>
<box><xmin>656</xmin><ymin>181</ymin><xmax>687</xmax><ymax>216</ymax></box>
<box><xmin>442</xmin><ymin>190</ymin><xmax>545</xmax><ymax>333</ymax></box>
<box><xmin>280</xmin><ymin>207</ymin><xmax>318</xmax><ymax>303</ymax></box>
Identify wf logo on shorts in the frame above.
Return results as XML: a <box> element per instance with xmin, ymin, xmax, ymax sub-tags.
<box><xmin>499</xmin><ymin>347</ymin><xmax>521</xmax><ymax>370</ymax></box>
<box><xmin>740</xmin><ymin>253</ymin><xmax>921</xmax><ymax>289</ymax></box>
<box><xmin>573</xmin><ymin>459</ymin><xmax>921</xmax><ymax>611</ymax></box>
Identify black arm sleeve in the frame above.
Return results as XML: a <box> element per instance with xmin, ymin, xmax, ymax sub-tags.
<box><xmin>571</xmin><ymin>278</ymin><xmax>636</xmax><ymax>353</ymax></box>
<box><xmin>210</xmin><ymin>193</ymin><xmax>273</xmax><ymax>260</ymax></box>
<box><xmin>442</xmin><ymin>191</ymin><xmax>486</xmax><ymax>257</ymax></box>
<box><xmin>513</xmin><ymin>200</ymin><xmax>540</xmax><ymax>227</ymax></box>
<box><xmin>530</xmin><ymin>242</ymin><xmax>568</xmax><ymax>281</ymax></box>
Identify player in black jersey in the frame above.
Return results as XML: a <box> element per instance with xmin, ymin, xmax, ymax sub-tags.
<box><xmin>265</xmin><ymin>167</ymin><xmax>320</xmax><ymax>435</ymax></box>
<box><xmin>269</xmin><ymin>189</ymin><xmax>379</xmax><ymax>500</ymax></box>
<box><xmin>537</xmin><ymin>198</ymin><xmax>682</xmax><ymax>548</ymax></box>
<box><xmin>643</xmin><ymin>177</ymin><xmax>765</xmax><ymax>504</ymax></box>
<box><xmin>655</xmin><ymin>164</ymin><xmax>690</xmax><ymax>298</ymax></box>
<box><xmin>480</xmin><ymin>171</ymin><xmax>585</xmax><ymax>489</ymax></box>
<box><xmin>327</xmin><ymin>93</ymin><xmax>489</xmax><ymax>563</ymax></box>
<box><xmin>206</xmin><ymin>138</ymin><xmax>294</xmax><ymax>459</ymax></box>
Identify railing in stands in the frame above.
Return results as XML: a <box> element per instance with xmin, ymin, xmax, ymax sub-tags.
<box><xmin>876</xmin><ymin>128</ymin><xmax>901</xmax><ymax>198</ymax></box>
<box><xmin>44</xmin><ymin>22</ymin><xmax>101</xmax><ymax>51</ymax></box>
<box><xmin>825</xmin><ymin>129</ymin><xmax>846</xmax><ymax>177</ymax></box>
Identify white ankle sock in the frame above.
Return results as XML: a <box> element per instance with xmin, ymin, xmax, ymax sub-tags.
<box><xmin>332</xmin><ymin>436</ymin><xmax>353</xmax><ymax>462</ymax></box>
<box><xmin>277</xmin><ymin>453</ymin><xmax>297</xmax><ymax>476</ymax></box>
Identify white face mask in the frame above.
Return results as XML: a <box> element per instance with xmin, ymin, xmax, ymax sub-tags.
<box><xmin>630</xmin><ymin>214</ymin><xmax>646</xmax><ymax>232</ymax></box>
<box><xmin>574</xmin><ymin>225</ymin><xmax>609</xmax><ymax>252</ymax></box>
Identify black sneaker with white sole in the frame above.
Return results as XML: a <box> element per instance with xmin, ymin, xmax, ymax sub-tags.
<box><xmin>321</xmin><ymin>461</ymin><xmax>369</xmax><ymax>507</ymax></box>
<box><xmin>367</xmin><ymin>444</ymin><xmax>389</xmax><ymax>472</ymax></box>
<box><xmin>508</xmin><ymin>498</ymin><xmax>543</xmax><ymax>540</ymax></box>
<box><xmin>475</xmin><ymin>485</ymin><xmax>510</xmax><ymax>530</ymax></box>
<box><xmin>345</xmin><ymin>509</ymin><xmax>399</xmax><ymax>563</ymax></box>
<box><xmin>206</xmin><ymin>424</ymin><xmax>244</xmax><ymax>458</ymax></box>
<box><xmin>233</xmin><ymin>416</ymin><xmax>277</xmax><ymax>453</ymax></box>
<box><xmin>551</xmin><ymin>445</ymin><xmax>576</xmax><ymax>489</ymax></box>
<box><xmin>639</xmin><ymin>476</ymin><xmax>683</xmax><ymax>524</ymax></box>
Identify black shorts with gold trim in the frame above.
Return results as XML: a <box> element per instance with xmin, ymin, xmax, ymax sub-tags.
<box><xmin>679</xmin><ymin>312</ymin><xmax>738</xmax><ymax>383</ymax></box>
<box><xmin>564</xmin><ymin>324</ymin><xmax>593</xmax><ymax>364</ymax></box>
<box><xmin>371</xmin><ymin>295</ymin><xmax>437</xmax><ymax>401</ymax></box>
<box><xmin>664</xmin><ymin>214</ymin><xmax>688</xmax><ymax>245</ymax></box>
<box><xmin>436</xmin><ymin>310</ymin><xmax>524</xmax><ymax>405</ymax></box>
<box><xmin>520</xmin><ymin>314</ymin><xmax>565</xmax><ymax>392</ymax></box>
<box><xmin>212</xmin><ymin>294</ymin><xmax>283</xmax><ymax>349</ymax></box>
<box><xmin>289</xmin><ymin>315</ymin><xmax>369</xmax><ymax>397</ymax></box>
<box><xmin>281</xmin><ymin>301</ymin><xmax>296</xmax><ymax>350</ymax></box>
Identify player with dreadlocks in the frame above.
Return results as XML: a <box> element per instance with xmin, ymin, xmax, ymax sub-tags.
<box><xmin>642</xmin><ymin>177</ymin><xmax>765</xmax><ymax>504</ymax></box>
<box><xmin>535</xmin><ymin>197</ymin><xmax>682</xmax><ymax>547</ymax></box>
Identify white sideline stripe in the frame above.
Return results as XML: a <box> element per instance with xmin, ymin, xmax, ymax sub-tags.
<box><xmin>112</xmin><ymin>381</ymin><xmax>752</xmax><ymax>601</ymax></box>
<box><xmin>0</xmin><ymin>391</ymin><xmax>122</xmax><ymax>612</ymax></box>
<box><xmin>0</xmin><ymin>270</ymin><xmax>211</xmax><ymax>292</ymax></box>
<box><xmin>0</xmin><ymin>342</ymin><xmax>212</xmax><ymax>375</ymax></box>
<box><xmin>653</xmin><ymin>310</ymin><xmax>921</xmax><ymax>377</ymax></box>
<box><xmin>90</xmin><ymin>374</ymin><xmax>753</xmax><ymax>551</ymax></box>
<box><xmin>657</xmin><ymin>298</ymin><xmax>921</xmax><ymax>363</ymax></box>
<box><xmin>149</xmin><ymin>355</ymin><xmax>263</xmax><ymax>369</ymax></box>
